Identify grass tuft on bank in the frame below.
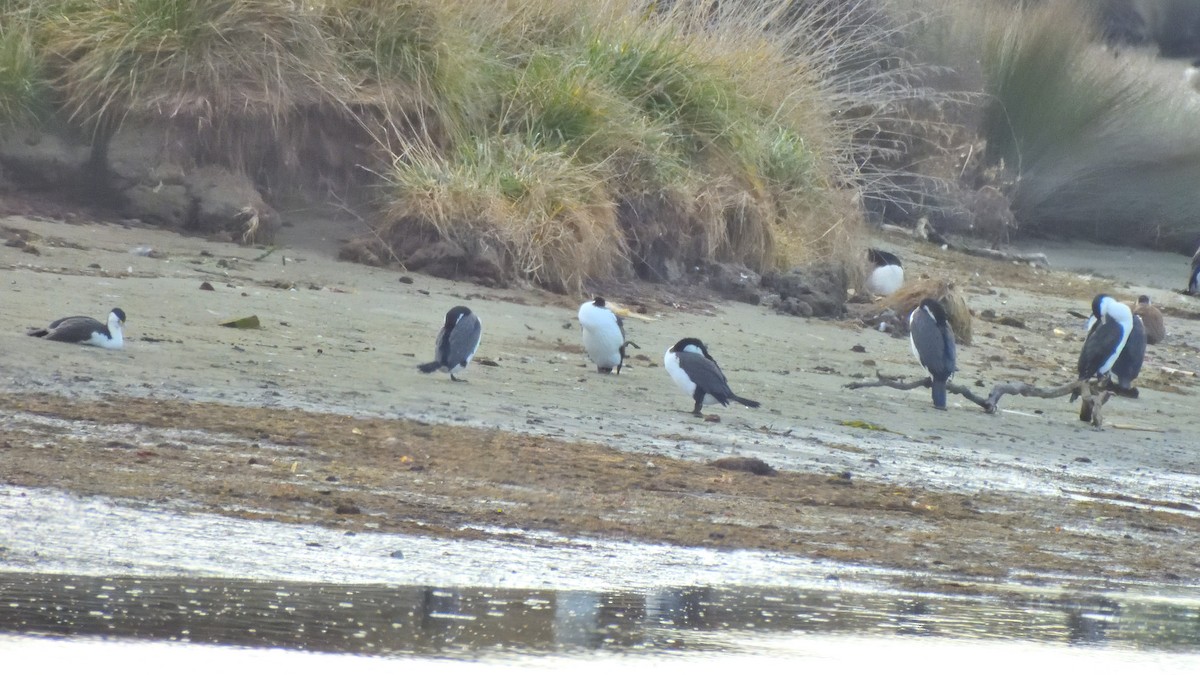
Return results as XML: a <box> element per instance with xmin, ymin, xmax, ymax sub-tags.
<box><xmin>0</xmin><ymin>0</ymin><xmax>890</xmax><ymax>290</ymax></box>
<box><xmin>0</xmin><ymin>5</ymin><xmax>46</xmax><ymax>125</ymax></box>
<box><xmin>379</xmin><ymin>0</ymin><xmax>867</xmax><ymax>290</ymax></box>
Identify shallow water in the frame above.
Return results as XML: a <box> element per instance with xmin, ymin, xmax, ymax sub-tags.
<box><xmin>2</xmin><ymin>573</ymin><xmax>1200</xmax><ymax>672</ymax></box>
<box><xmin>3</xmin><ymin>486</ymin><xmax>1200</xmax><ymax>670</ymax></box>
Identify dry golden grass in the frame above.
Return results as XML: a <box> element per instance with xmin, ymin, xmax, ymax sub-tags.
<box><xmin>371</xmin><ymin>0</ymin><xmax>876</xmax><ymax>290</ymax></box>
<box><xmin>883</xmin><ymin>277</ymin><xmax>973</xmax><ymax>345</ymax></box>
<box><xmin>5</xmin><ymin>0</ymin><xmax>907</xmax><ymax>289</ymax></box>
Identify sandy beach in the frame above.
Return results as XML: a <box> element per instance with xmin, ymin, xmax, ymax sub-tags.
<box><xmin>2</xmin><ymin>210</ymin><xmax>1199</xmax><ymax>585</ymax></box>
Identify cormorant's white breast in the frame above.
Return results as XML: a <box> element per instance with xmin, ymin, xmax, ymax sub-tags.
<box><xmin>1109</xmin><ymin>315</ymin><xmax>1146</xmax><ymax>392</ymax></box>
<box><xmin>578</xmin><ymin>297</ymin><xmax>638</xmax><ymax>374</ymax></box>
<box><xmin>865</xmin><ymin>248</ymin><xmax>904</xmax><ymax>296</ymax></box>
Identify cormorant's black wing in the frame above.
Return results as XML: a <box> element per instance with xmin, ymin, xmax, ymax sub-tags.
<box><xmin>1111</xmin><ymin>316</ymin><xmax>1145</xmax><ymax>386</ymax></box>
<box><xmin>1078</xmin><ymin>319</ymin><xmax>1124</xmax><ymax>379</ymax></box>
<box><xmin>911</xmin><ymin>312</ymin><xmax>955</xmax><ymax>380</ymax></box>
<box><xmin>39</xmin><ymin>316</ymin><xmax>106</xmax><ymax>342</ymax></box>
<box><xmin>676</xmin><ymin>351</ymin><xmax>733</xmax><ymax>402</ymax></box>
<box><xmin>446</xmin><ymin>313</ymin><xmax>482</xmax><ymax>368</ymax></box>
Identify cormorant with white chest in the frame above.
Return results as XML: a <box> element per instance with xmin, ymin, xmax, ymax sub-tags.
<box><xmin>27</xmin><ymin>308</ymin><xmax>126</xmax><ymax>349</ymax></box>
<box><xmin>866</xmin><ymin>248</ymin><xmax>904</xmax><ymax>296</ymax></box>
<box><xmin>664</xmin><ymin>338</ymin><xmax>760</xmax><ymax>417</ymax></box>
<box><xmin>578</xmin><ymin>297</ymin><xmax>639</xmax><ymax>374</ymax></box>
<box><xmin>1076</xmin><ymin>294</ymin><xmax>1133</xmax><ymax>387</ymax></box>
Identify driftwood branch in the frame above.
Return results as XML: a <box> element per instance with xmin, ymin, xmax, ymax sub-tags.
<box><xmin>844</xmin><ymin>372</ymin><xmax>992</xmax><ymax>410</ymax></box>
<box><xmin>985</xmin><ymin>379</ymin><xmax>1118</xmax><ymax>428</ymax></box>
<box><xmin>878</xmin><ymin>221</ymin><xmax>1050</xmax><ymax>268</ymax></box>
<box><xmin>847</xmin><ymin>374</ymin><xmax>1116</xmax><ymax>427</ymax></box>
<box><xmin>984</xmin><ymin>380</ymin><xmax>1078</xmax><ymax>407</ymax></box>
<box><xmin>950</xmin><ymin>244</ymin><xmax>1050</xmax><ymax>268</ymax></box>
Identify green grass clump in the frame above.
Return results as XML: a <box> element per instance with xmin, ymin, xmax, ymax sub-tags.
<box><xmin>980</xmin><ymin>1</ymin><xmax>1200</xmax><ymax>245</ymax></box>
<box><xmin>0</xmin><ymin>1</ymin><xmax>53</xmax><ymax>126</ymax></box>
<box><xmin>39</xmin><ymin>0</ymin><xmax>340</xmax><ymax>128</ymax></box>
<box><xmin>375</xmin><ymin>0</ymin><xmax>863</xmax><ymax>290</ymax></box>
<box><xmin>0</xmin><ymin>21</ymin><xmax>46</xmax><ymax>125</ymax></box>
<box><xmin>321</xmin><ymin>0</ymin><xmax>485</xmax><ymax>139</ymax></box>
<box><xmin>0</xmin><ymin>0</ymin><xmax>883</xmax><ymax>291</ymax></box>
<box><xmin>385</xmin><ymin>135</ymin><xmax>623</xmax><ymax>292</ymax></box>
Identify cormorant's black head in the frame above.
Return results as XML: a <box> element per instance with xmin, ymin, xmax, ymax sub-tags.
<box><xmin>592</xmin><ymin>297</ymin><xmax>607</xmax><ymax>308</ymax></box>
<box><xmin>444</xmin><ymin>306</ymin><xmax>472</xmax><ymax>328</ymax></box>
<box><xmin>669</xmin><ymin>337</ymin><xmax>714</xmax><ymax>361</ymax></box>
<box><xmin>1091</xmin><ymin>294</ymin><xmax>1112</xmax><ymax>319</ymax></box>
<box><xmin>1137</xmin><ymin>295</ymin><xmax>1151</xmax><ymax>307</ymax></box>
<box><xmin>111</xmin><ymin>308</ymin><xmax>127</xmax><ymax>323</ymax></box>
<box><xmin>918</xmin><ymin>298</ymin><xmax>948</xmax><ymax>326</ymax></box>
<box><xmin>867</xmin><ymin>248</ymin><xmax>901</xmax><ymax>268</ymax></box>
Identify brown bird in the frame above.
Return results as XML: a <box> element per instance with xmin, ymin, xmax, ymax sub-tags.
<box><xmin>1131</xmin><ymin>295</ymin><xmax>1165</xmax><ymax>345</ymax></box>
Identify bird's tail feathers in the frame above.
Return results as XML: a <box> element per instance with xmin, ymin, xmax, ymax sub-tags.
<box><xmin>931</xmin><ymin>380</ymin><xmax>948</xmax><ymax>410</ymax></box>
<box><xmin>417</xmin><ymin>361</ymin><xmax>442</xmax><ymax>374</ymax></box>
<box><xmin>26</xmin><ymin>329</ymin><xmax>49</xmax><ymax>338</ymax></box>
<box><xmin>732</xmin><ymin>395</ymin><xmax>761</xmax><ymax>409</ymax></box>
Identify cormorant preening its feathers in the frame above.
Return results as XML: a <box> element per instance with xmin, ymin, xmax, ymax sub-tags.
<box><xmin>909</xmin><ymin>298</ymin><xmax>957</xmax><ymax>410</ymax></box>
<box><xmin>866</xmin><ymin>248</ymin><xmax>904</xmax><ymax>296</ymax></box>
<box><xmin>417</xmin><ymin>306</ymin><xmax>482</xmax><ymax>382</ymax></box>
<box><xmin>578</xmin><ymin>297</ymin><xmax>639</xmax><ymax>374</ymax></box>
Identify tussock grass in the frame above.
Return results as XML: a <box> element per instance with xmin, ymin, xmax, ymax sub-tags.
<box><xmin>0</xmin><ymin>1</ymin><xmax>50</xmax><ymax>125</ymax></box>
<box><xmin>385</xmin><ymin>136</ymin><xmax>623</xmax><ymax>292</ymax></box>
<box><xmin>376</xmin><ymin>0</ymin><xmax>876</xmax><ymax>290</ymax></box>
<box><xmin>0</xmin><ymin>0</ymin><xmax>902</xmax><ymax>290</ymax></box>
<box><xmin>905</xmin><ymin>0</ymin><xmax>1200</xmax><ymax>247</ymax></box>
<box><xmin>41</xmin><ymin>0</ymin><xmax>339</xmax><ymax>126</ymax></box>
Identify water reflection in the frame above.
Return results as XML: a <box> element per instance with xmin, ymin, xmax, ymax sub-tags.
<box><xmin>0</xmin><ymin>573</ymin><xmax>1198</xmax><ymax>657</ymax></box>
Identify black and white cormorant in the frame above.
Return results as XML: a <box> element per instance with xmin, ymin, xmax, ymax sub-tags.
<box><xmin>908</xmin><ymin>298</ymin><xmax>957</xmax><ymax>410</ymax></box>
<box><xmin>664</xmin><ymin>338</ymin><xmax>760</xmax><ymax>417</ymax></box>
<box><xmin>578</xmin><ymin>297</ymin><xmax>639</xmax><ymax>374</ymax></box>
<box><xmin>866</xmin><ymin>248</ymin><xmax>904</xmax><ymax>296</ymax></box>
<box><xmin>1108</xmin><ymin>314</ymin><xmax>1146</xmax><ymax>394</ymax></box>
<box><xmin>1074</xmin><ymin>294</ymin><xmax>1133</xmax><ymax>404</ymax></box>
<box><xmin>27</xmin><ymin>308</ymin><xmax>126</xmax><ymax>349</ymax></box>
<box><xmin>417</xmin><ymin>306</ymin><xmax>482</xmax><ymax>382</ymax></box>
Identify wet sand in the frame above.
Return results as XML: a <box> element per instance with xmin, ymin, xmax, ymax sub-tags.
<box><xmin>1</xmin><ymin>212</ymin><xmax>1199</xmax><ymax>586</ymax></box>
